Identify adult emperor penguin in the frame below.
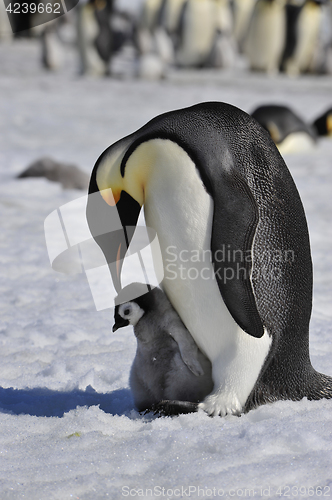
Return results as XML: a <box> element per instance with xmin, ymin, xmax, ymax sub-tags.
<box><xmin>281</xmin><ymin>0</ymin><xmax>325</xmax><ymax>76</ymax></box>
<box><xmin>251</xmin><ymin>104</ymin><xmax>317</xmax><ymax>154</ymax></box>
<box><xmin>312</xmin><ymin>107</ymin><xmax>332</xmax><ymax>137</ymax></box>
<box><xmin>87</xmin><ymin>101</ymin><xmax>332</xmax><ymax>417</ymax></box>
<box><xmin>245</xmin><ymin>0</ymin><xmax>287</xmax><ymax>73</ymax></box>
<box><xmin>176</xmin><ymin>0</ymin><xmax>218</xmax><ymax>67</ymax></box>
<box><xmin>113</xmin><ymin>283</ymin><xmax>213</xmax><ymax>414</ymax></box>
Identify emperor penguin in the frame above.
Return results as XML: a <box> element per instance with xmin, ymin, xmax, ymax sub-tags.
<box><xmin>0</xmin><ymin>0</ymin><xmax>13</xmax><ymax>41</ymax></box>
<box><xmin>135</xmin><ymin>0</ymin><xmax>174</xmax><ymax>79</ymax></box>
<box><xmin>176</xmin><ymin>0</ymin><xmax>218</xmax><ymax>68</ymax></box>
<box><xmin>113</xmin><ymin>283</ymin><xmax>213</xmax><ymax>414</ymax></box>
<box><xmin>232</xmin><ymin>0</ymin><xmax>257</xmax><ymax>52</ymax></box>
<box><xmin>312</xmin><ymin>107</ymin><xmax>332</xmax><ymax>137</ymax></box>
<box><xmin>281</xmin><ymin>0</ymin><xmax>325</xmax><ymax>76</ymax></box>
<box><xmin>76</xmin><ymin>0</ymin><xmax>114</xmax><ymax>76</ymax></box>
<box><xmin>244</xmin><ymin>0</ymin><xmax>287</xmax><ymax>73</ymax></box>
<box><xmin>251</xmin><ymin>104</ymin><xmax>317</xmax><ymax>154</ymax></box>
<box><xmin>87</xmin><ymin>101</ymin><xmax>332</xmax><ymax>417</ymax></box>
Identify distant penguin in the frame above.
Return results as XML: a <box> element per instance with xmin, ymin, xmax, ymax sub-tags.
<box><xmin>282</xmin><ymin>0</ymin><xmax>324</xmax><ymax>76</ymax></box>
<box><xmin>176</xmin><ymin>0</ymin><xmax>218</xmax><ymax>68</ymax></box>
<box><xmin>232</xmin><ymin>0</ymin><xmax>257</xmax><ymax>52</ymax></box>
<box><xmin>245</xmin><ymin>0</ymin><xmax>287</xmax><ymax>73</ymax></box>
<box><xmin>209</xmin><ymin>0</ymin><xmax>237</xmax><ymax>69</ymax></box>
<box><xmin>87</xmin><ymin>101</ymin><xmax>332</xmax><ymax>417</ymax></box>
<box><xmin>76</xmin><ymin>0</ymin><xmax>114</xmax><ymax>76</ymax></box>
<box><xmin>135</xmin><ymin>0</ymin><xmax>174</xmax><ymax>79</ymax></box>
<box><xmin>18</xmin><ymin>157</ymin><xmax>89</xmax><ymax>190</ymax></box>
<box><xmin>251</xmin><ymin>104</ymin><xmax>317</xmax><ymax>154</ymax></box>
<box><xmin>41</xmin><ymin>25</ymin><xmax>64</xmax><ymax>71</ymax></box>
<box><xmin>312</xmin><ymin>107</ymin><xmax>332</xmax><ymax>137</ymax></box>
<box><xmin>113</xmin><ymin>283</ymin><xmax>213</xmax><ymax>414</ymax></box>
<box><xmin>0</xmin><ymin>0</ymin><xmax>13</xmax><ymax>41</ymax></box>
<box><xmin>162</xmin><ymin>0</ymin><xmax>187</xmax><ymax>39</ymax></box>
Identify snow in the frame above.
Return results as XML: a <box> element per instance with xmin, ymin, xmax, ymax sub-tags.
<box><xmin>1</xmin><ymin>39</ymin><xmax>332</xmax><ymax>499</ymax></box>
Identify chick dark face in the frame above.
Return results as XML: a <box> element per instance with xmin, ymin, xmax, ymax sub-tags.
<box><xmin>112</xmin><ymin>301</ymin><xmax>145</xmax><ymax>332</ymax></box>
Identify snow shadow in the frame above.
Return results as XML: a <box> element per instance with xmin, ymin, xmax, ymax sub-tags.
<box><xmin>0</xmin><ymin>386</ymin><xmax>133</xmax><ymax>417</ymax></box>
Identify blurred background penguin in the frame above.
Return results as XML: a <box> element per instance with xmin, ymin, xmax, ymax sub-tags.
<box><xmin>281</xmin><ymin>0</ymin><xmax>332</xmax><ymax>76</ymax></box>
<box><xmin>245</xmin><ymin>0</ymin><xmax>287</xmax><ymax>74</ymax></box>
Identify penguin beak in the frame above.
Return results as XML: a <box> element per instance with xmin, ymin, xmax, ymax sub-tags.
<box><xmin>112</xmin><ymin>315</ymin><xmax>130</xmax><ymax>332</ymax></box>
<box><xmin>87</xmin><ymin>189</ymin><xmax>141</xmax><ymax>292</ymax></box>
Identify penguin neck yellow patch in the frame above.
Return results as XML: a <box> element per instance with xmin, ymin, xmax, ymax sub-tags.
<box><xmin>327</xmin><ymin>114</ymin><xmax>332</xmax><ymax>136</ymax></box>
<box><xmin>96</xmin><ymin>147</ymin><xmax>125</xmax><ymax>206</ymax></box>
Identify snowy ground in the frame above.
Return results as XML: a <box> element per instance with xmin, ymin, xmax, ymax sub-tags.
<box><xmin>0</xmin><ymin>39</ymin><xmax>332</xmax><ymax>499</ymax></box>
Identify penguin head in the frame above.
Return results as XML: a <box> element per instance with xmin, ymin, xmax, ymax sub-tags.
<box><xmin>313</xmin><ymin>108</ymin><xmax>332</xmax><ymax>137</ymax></box>
<box><xmin>113</xmin><ymin>301</ymin><xmax>145</xmax><ymax>331</ymax></box>
<box><xmin>86</xmin><ymin>135</ymin><xmax>155</xmax><ymax>291</ymax></box>
<box><xmin>112</xmin><ymin>282</ymin><xmax>157</xmax><ymax>332</ymax></box>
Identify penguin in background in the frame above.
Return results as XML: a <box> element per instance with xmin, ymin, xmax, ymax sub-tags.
<box><xmin>312</xmin><ymin>107</ymin><xmax>332</xmax><ymax>137</ymax></box>
<box><xmin>40</xmin><ymin>23</ymin><xmax>65</xmax><ymax>71</ymax></box>
<box><xmin>113</xmin><ymin>283</ymin><xmax>213</xmax><ymax>414</ymax></box>
<box><xmin>76</xmin><ymin>0</ymin><xmax>114</xmax><ymax>76</ymax></box>
<box><xmin>280</xmin><ymin>0</ymin><xmax>305</xmax><ymax>73</ymax></box>
<box><xmin>209</xmin><ymin>0</ymin><xmax>238</xmax><ymax>69</ymax></box>
<box><xmin>231</xmin><ymin>0</ymin><xmax>257</xmax><ymax>52</ymax></box>
<box><xmin>251</xmin><ymin>104</ymin><xmax>317</xmax><ymax>154</ymax></box>
<box><xmin>161</xmin><ymin>0</ymin><xmax>187</xmax><ymax>46</ymax></box>
<box><xmin>87</xmin><ymin>101</ymin><xmax>332</xmax><ymax>417</ymax></box>
<box><xmin>245</xmin><ymin>0</ymin><xmax>287</xmax><ymax>73</ymax></box>
<box><xmin>0</xmin><ymin>0</ymin><xmax>13</xmax><ymax>41</ymax></box>
<box><xmin>17</xmin><ymin>157</ymin><xmax>90</xmax><ymax>190</ymax></box>
<box><xmin>176</xmin><ymin>0</ymin><xmax>218</xmax><ymax>68</ymax></box>
<box><xmin>281</xmin><ymin>0</ymin><xmax>326</xmax><ymax>76</ymax></box>
<box><xmin>134</xmin><ymin>0</ymin><xmax>174</xmax><ymax>79</ymax></box>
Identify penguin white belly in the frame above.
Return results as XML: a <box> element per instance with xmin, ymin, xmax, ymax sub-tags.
<box><xmin>176</xmin><ymin>0</ymin><xmax>216</xmax><ymax>67</ymax></box>
<box><xmin>140</xmin><ymin>139</ymin><xmax>272</xmax><ymax>416</ymax></box>
<box><xmin>277</xmin><ymin>132</ymin><xmax>316</xmax><ymax>155</ymax></box>
<box><xmin>245</xmin><ymin>0</ymin><xmax>286</xmax><ymax>73</ymax></box>
<box><xmin>285</xmin><ymin>2</ymin><xmax>321</xmax><ymax>76</ymax></box>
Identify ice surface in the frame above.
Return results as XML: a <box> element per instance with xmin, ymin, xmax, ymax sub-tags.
<box><xmin>0</xmin><ymin>39</ymin><xmax>332</xmax><ymax>499</ymax></box>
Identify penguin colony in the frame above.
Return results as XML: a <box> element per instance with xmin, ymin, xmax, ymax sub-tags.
<box><xmin>87</xmin><ymin>101</ymin><xmax>332</xmax><ymax>417</ymax></box>
<box><xmin>10</xmin><ymin>0</ymin><xmax>332</xmax><ymax>77</ymax></box>
<box><xmin>134</xmin><ymin>0</ymin><xmax>332</xmax><ymax>77</ymax></box>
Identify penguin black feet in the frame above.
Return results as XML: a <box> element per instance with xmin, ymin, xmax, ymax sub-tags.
<box><xmin>149</xmin><ymin>400</ymin><xmax>199</xmax><ymax>416</ymax></box>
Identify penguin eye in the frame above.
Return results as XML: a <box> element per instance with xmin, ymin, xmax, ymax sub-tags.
<box><xmin>120</xmin><ymin>304</ymin><xmax>132</xmax><ymax>317</ymax></box>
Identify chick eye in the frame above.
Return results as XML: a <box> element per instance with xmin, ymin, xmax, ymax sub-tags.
<box><xmin>123</xmin><ymin>308</ymin><xmax>131</xmax><ymax>316</ymax></box>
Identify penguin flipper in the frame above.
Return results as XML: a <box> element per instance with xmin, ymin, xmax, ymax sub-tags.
<box><xmin>212</xmin><ymin>170</ymin><xmax>264</xmax><ymax>338</ymax></box>
<box><xmin>168</xmin><ymin>323</ymin><xmax>204</xmax><ymax>376</ymax></box>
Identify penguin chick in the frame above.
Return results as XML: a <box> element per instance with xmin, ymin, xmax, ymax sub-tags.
<box><xmin>113</xmin><ymin>283</ymin><xmax>214</xmax><ymax>414</ymax></box>
<box><xmin>17</xmin><ymin>157</ymin><xmax>89</xmax><ymax>190</ymax></box>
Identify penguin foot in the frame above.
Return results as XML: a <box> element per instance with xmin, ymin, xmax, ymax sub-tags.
<box><xmin>199</xmin><ymin>393</ymin><xmax>242</xmax><ymax>417</ymax></box>
<box><xmin>151</xmin><ymin>400</ymin><xmax>199</xmax><ymax>416</ymax></box>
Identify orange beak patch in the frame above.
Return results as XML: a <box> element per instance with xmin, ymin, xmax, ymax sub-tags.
<box><xmin>100</xmin><ymin>188</ymin><xmax>121</xmax><ymax>206</ymax></box>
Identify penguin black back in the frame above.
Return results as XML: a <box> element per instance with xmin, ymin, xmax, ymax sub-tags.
<box><xmin>251</xmin><ymin>104</ymin><xmax>317</xmax><ymax>145</ymax></box>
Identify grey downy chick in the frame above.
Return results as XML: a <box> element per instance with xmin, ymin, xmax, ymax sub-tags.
<box><xmin>17</xmin><ymin>157</ymin><xmax>89</xmax><ymax>190</ymax></box>
<box><xmin>113</xmin><ymin>283</ymin><xmax>213</xmax><ymax>414</ymax></box>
